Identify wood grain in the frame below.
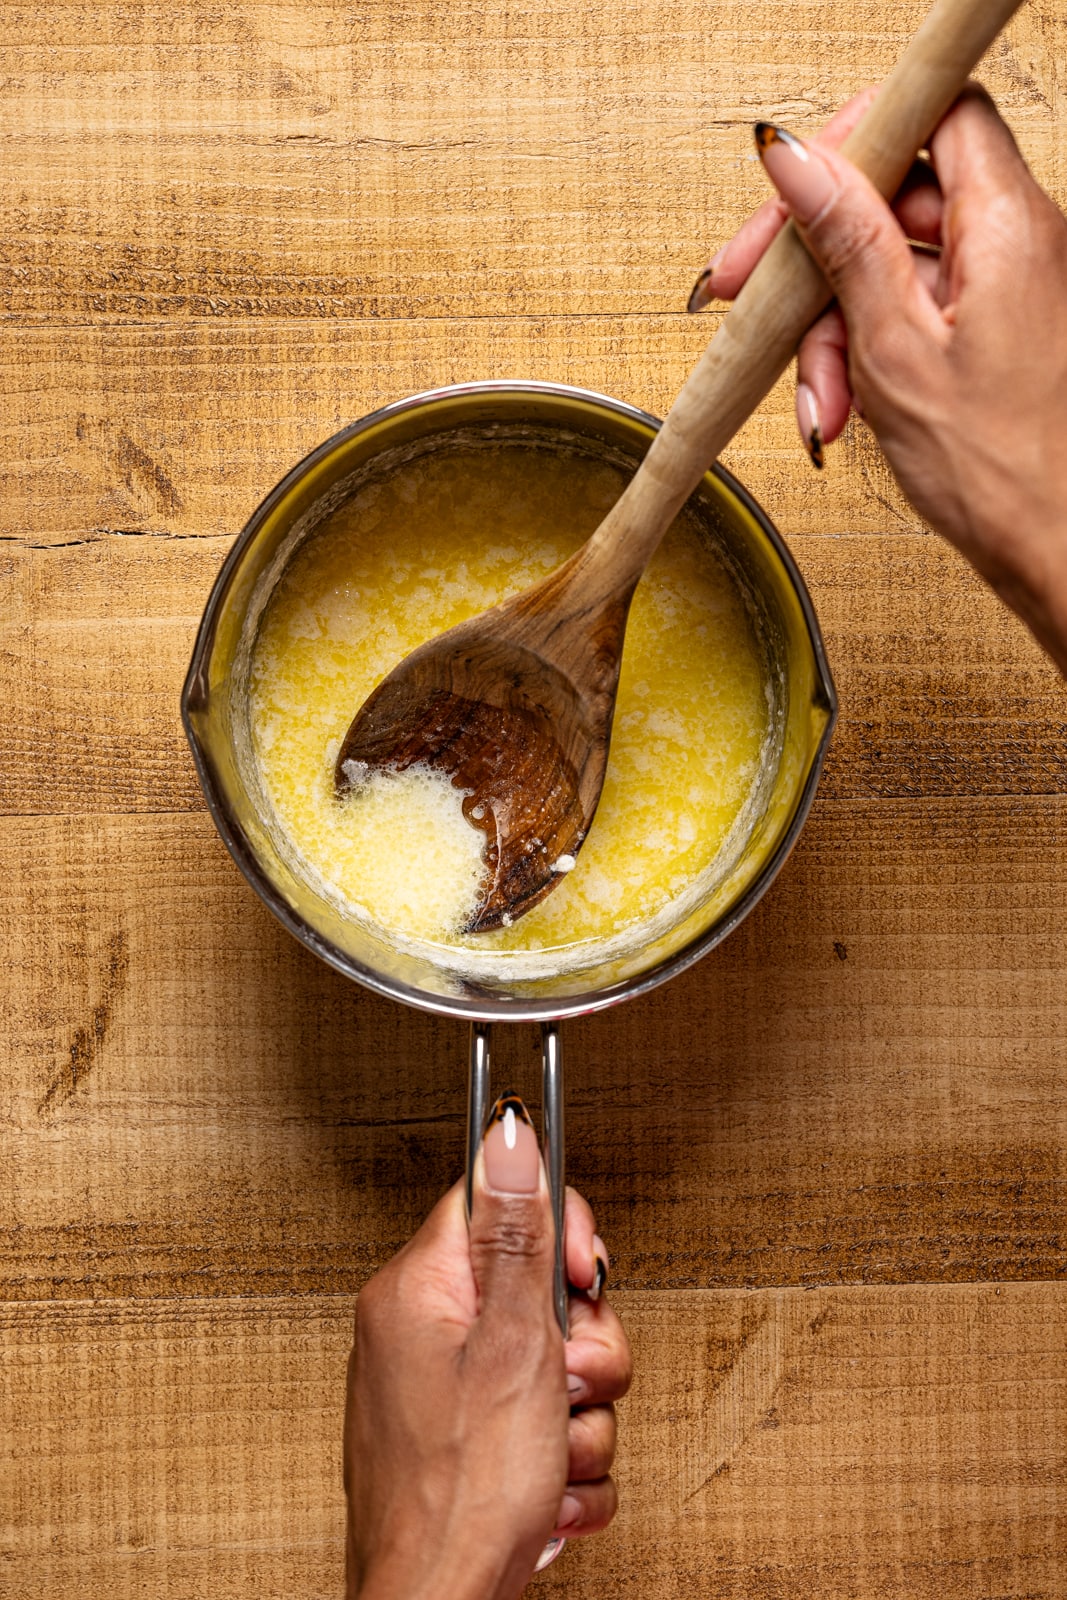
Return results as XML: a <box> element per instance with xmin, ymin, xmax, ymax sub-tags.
<box><xmin>2</xmin><ymin>1287</ymin><xmax>1064</xmax><ymax>1598</ymax></box>
<box><xmin>0</xmin><ymin>316</ymin><xmax>925</xmax><ymax>544</ymax></box>
<box><xmin>3</xmin><ymin>0</ymin><xmax>1066</xmax><ymax>1593</ymax></box>
<box><xmin>0</xmin><ymin>5</ymin><xmax>1061</xmax><ymax>324</ymax></box>
<box><xmin>1</xmin><ymin>530</ymin><xmax>1063</xmax><ymax>817</ymax></box>
<box><xmin>3</xmin><ymin>799</ymin><xmax>1064</xmax><ymax>1299</ymax></box>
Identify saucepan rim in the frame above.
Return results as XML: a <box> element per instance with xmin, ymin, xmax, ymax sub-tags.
<box><xmin>182</xmin><ymin>379</ymin><xmax>837</xmax><ymax>1022</ymax></box>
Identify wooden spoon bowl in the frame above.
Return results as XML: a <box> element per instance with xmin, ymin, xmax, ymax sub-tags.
<box><xmin>335</xmin><ymin>550</ymin><xmax>632</xmax><ymax>931</ymax></box>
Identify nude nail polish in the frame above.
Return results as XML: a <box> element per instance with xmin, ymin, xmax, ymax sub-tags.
<box><xmin>482</xmin><ymin>1090</ymin><xmax>541</xmax><ymax>1194</ymax></box>
<box><xmin>796</xmin><ymin>382</ymin><xmax>824</xmax><ymax>469</ymax></box>
<box><xmin>558</xmin><ymin>1493</ymin><xmax>583</xmax><ymax>1530</ymax></box>
<box><xmin>754</xmin><ymin>123</ymin><xmax>836</xmax><ymax>225</ymax></box>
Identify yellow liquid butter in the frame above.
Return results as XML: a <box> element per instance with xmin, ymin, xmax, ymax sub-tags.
<box><xmin>249</xmin><ymin>441</ymin><xmax>773</xmax><ymax>977</ymax></box>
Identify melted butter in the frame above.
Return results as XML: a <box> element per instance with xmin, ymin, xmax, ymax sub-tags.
<box><xmin>249</xmin><ymin>443</ymin><xmax>771</xmax><ymax>969</ymax></box>
<box><xmin>326</xmin><ymin>763</ymin><xmax>486</xmax><ymax>939</ymax></box>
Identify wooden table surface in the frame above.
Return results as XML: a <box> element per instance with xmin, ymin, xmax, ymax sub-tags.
<box><xmin>3</xmin><ymin>5</ymin><xmax>1066</xmax><ymax>1596</ymax></box>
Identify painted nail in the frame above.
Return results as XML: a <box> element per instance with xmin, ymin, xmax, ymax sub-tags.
<box><xmin>754</xmin><ymin>123</ymin><xmax>836</xmax><ymax>225</ymax></box>
<box><xmin>796</xmin><ymin>382</ymin><xmax>824</xmax><ymax>469</ymax></box>
<box><xmin>558</xmin><ymin>1493</ymin><xmax>583</xmax><ymax>1530</ymax></box>
<box><xmin>686</xmin><ymin>246</ymin><xmax>727</xmax><ymax>313</ymax></box>
<box><xmin>482</xmin><ymin>1091</ymin><xmax>540</xmax><ymax>1194</ymax></box>
<box><xmin>589</xmin><ymin>1234</ymin><xmax>609</xmax><ymax>1300</ymax></box>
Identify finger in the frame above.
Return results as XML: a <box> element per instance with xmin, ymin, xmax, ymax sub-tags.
<box><xmin>930</xmin><ymin>81</ymin><xmax>1029</xmax><ymax>207</ymax></box>
<box><xmin>563</xmin><ymin>1188</ymin><xmax>597</xmax><ymax>1292</ymax></box>
<box><xmin>567</xmin><ymin>1403</ymin><xmax>617</xmax><ymax>1483</ymax></box>
<box><xmin>692</xmin><ymin>194</ymin><xmax>790</xmax><ymax>304</ymax></box>
<box><xmin>565</xmin><ymin>1295</ymin><xmax>633</xmax><ymax>1407</ymax></box>
<box><xmin>795</xmin><ymin>306</ymin><xmax>851</xmax><ymax>465</ymax></box>
<box><xmin>755</xmin><ymin>122</ymin><xmax>945</xmax><ymax>354</ymax></box>
<box><xmin>706</xmin><ymin>152</ymin><xmax>944</xmax><ymax>307</ymax></box>
<box><xmin>710</xmin><ymin>156</ymin><xmax>943</xmax><ymax>313</ymax></box>
<box><xmin>892</xmin><ymin>158</ymin><xmax>944</xmax><ymax>246</ymax></box>
<box><xmin>928</xmin><ymin>82</ymin><xmax>1040</xmax><ymax>302</ymax></box>
<box><xmin>553</xmin><ymin>1477</ymin><xmax>618</xmax><ymax>1539</ymax></box>
<box><xmin>913</xmin><ymin>248</ymin><xmax>944</xmax><ymax>305</ymax></box>
<box><xmin>689</xmin><ymin>85</ymin><xmax>878</xmax><ymax>306</ymax></box>
<box><xmin>468</xmin><ymin>1092</ymin><xmax>558</xmax><ymax>1334</ymax></box>
<box><xmin>791</xmin><ymin>243</ymin><xmax>944</xmax><ymax>466</ymax></box>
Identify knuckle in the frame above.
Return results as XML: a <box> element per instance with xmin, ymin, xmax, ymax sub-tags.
<box><xmin>614</xmin><ymin>1341</ymin><xmax>634</xmax><ymax>1398</ymax></box>
<box><xmin>564</xmin><ymin>1186</ymin><xmax>594</xmax><ymax>1231</ymax></box>
<box><xmin>354</xmin><ymin>1271</ymin><xmax>384</xmax><ymax>1323</ymax></box>
<box><xmin>475</xmin><ymin>1212</ymin><xmax>550</xmax><ymax>1262</ymax></box>
<box><xmin>588</xmin><ymin>1348</ymin><xmax>633</xmax><ymax>1403</ymax></box>
<box><xmin>597</xmin><ymin>1314</ymin><xmax>635</xmax><ymax>1398</ymax></box>
<box><xmin>353</xmin><ymin>1290</ymin><xmax>382</xmax><ymax>1349</ymax></box>
<box><xmin>847</xmin><ymin>317</ymin><xmax>917</xmax><ymax>397</ymax></box>
<box><xmin>354</xmin><ymin>1263</ymin><xmax>403</xmax><ymax>1336</ymax></box>
<box><xmin>810</xmin><ymin>201</ymin><xmax>891</xmax><ymax>288</ymax></box>
<box><xmin>570</xmin><ymin>1405</ymin><xmax>617</xmax><ymax>1477</ymax></box>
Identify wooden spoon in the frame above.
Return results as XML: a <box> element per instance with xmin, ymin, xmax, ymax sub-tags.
<box><xmin>337</xmin><ymin>0</ymin><xmax>1023</xmax><ymax>933</ymax></box>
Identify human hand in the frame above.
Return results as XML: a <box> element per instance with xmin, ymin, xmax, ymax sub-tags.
<box><xmin>689</xmin><ymin>84</ymin><xmax>1067</xmax><ymax>676</ymax></box>
<box><xmin>344</xmin><ymin>1094</ymin><xmax>631</xmax><ymax>1600</ymax></box>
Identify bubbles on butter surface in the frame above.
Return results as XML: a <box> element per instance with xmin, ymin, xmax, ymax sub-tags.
<box><xmin>248</xmin><ymin>442</ymin><xmax>772</xmax><ymax>965</ymax></box>
<box><xmin>332</xmin><ymin>764</ymin><xmax>486</xmax><ymax>939</ymax></box>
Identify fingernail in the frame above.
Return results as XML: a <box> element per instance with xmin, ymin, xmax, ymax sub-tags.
<box><xmin>589</xmin><ymin>1235</ymin><xmax>609</xmax><ymax>1300</ymax></box>
<box><xmin>686</xmin><ymin>246</ymin><xmax>727</xmax><ymax>313</ymax></box>
<box><xmin>482</xmin><ymin>1091</ymin><xmax>540</xmax><ymax>1194</ymax></box>
<box><xmin>567</xmin><ymin>1374</ymin><xmax>590</xmax><ymax>1405</ymax></box>
<box><xmin>754</xmin><ymin>123</ymin><xmax>836</xmax><ymax>225</ymax></box>
<box><xmin>796</xmin><ymin>382</ymin><xmax>824</xmax><ymax>469</ymax></box>
<box><xmin>558</xmin><ymin>1493</ymin><xmax>583</xmax><ymax>1530</ymax></box>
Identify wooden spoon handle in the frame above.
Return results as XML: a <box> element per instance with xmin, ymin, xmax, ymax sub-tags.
<box><xmin>585</xmin><ymin>0</ymin><xmax>1026</xmax><ymax>590</ymax></box>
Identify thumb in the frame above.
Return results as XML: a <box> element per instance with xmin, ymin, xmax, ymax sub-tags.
<box><xmin>754</xmin><ymin>121</ymin><xmax>940</xmax><ymax>347</ymax></box>
<box><xmin>468</xmin><ymin>1092</ymin><xmax>558</xmax><ymax>1334</ymax></box>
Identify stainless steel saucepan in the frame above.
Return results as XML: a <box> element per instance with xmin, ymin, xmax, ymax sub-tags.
<box><xmin>182</xmin><ymin>380</ymin><xmax>836</xmax><ymax>1564</ymax></box>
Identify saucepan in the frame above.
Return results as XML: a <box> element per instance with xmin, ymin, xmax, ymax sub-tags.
<box><xmin>181</xmin><ymin>380</ymin><xmax>835</xmax><ymax>1556</ymax></box>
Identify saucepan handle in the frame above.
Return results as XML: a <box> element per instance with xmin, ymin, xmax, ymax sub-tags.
<box><xmin>540</xmin><ymin>1021</ymin><xmax>568</xmax><ymax>1339</ymax></box>
<box><xmin>465</xmin><ymin>1019</ymin><xmax>568</xmax><ymax>1572</ymax></box>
